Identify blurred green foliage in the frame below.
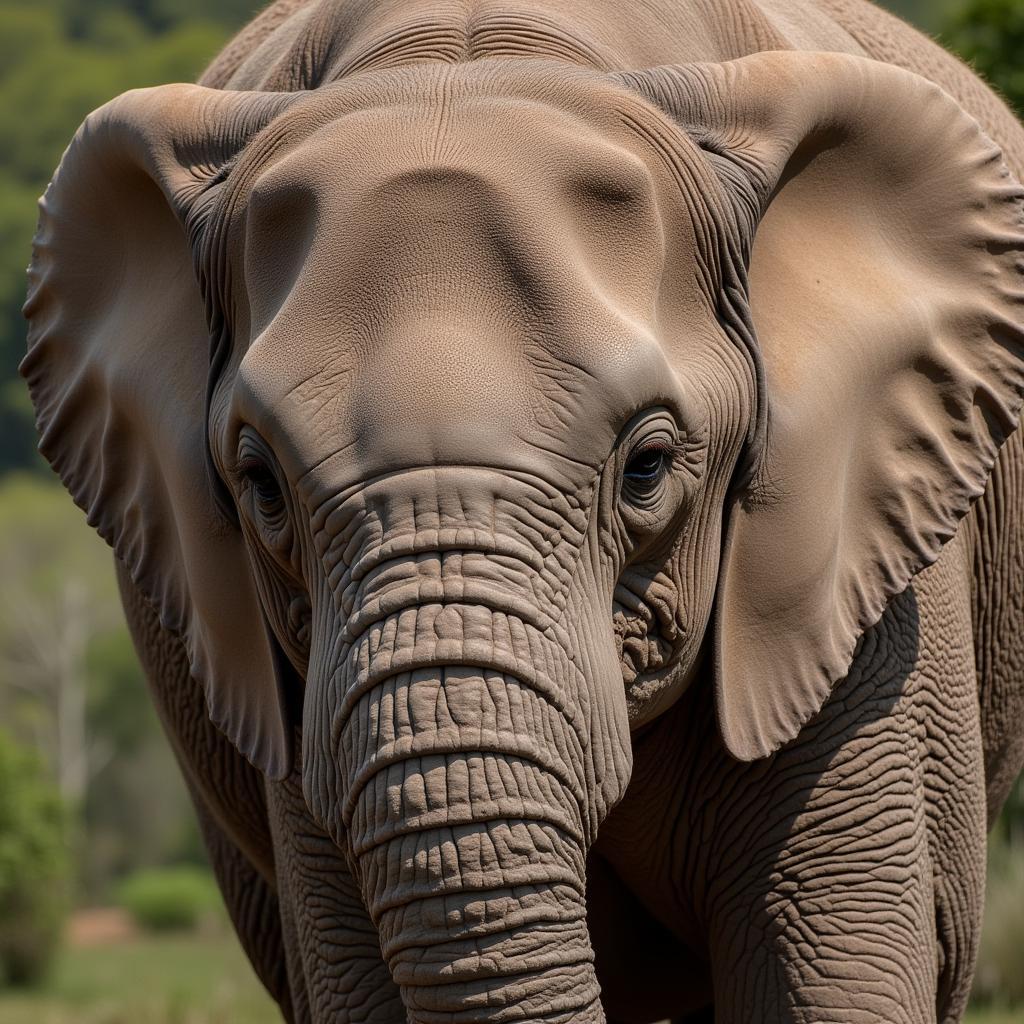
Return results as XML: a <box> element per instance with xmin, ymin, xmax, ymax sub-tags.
<box><xmin>0</xmin><ymin>475</ymin><xmax>198</xmax><ymax>903</ymax></box>
<box><xmin>882</xmin><ymin>0</ymin><xmax>948</xmax><ymax>31</ymax></box>
<box><xmin>941</xmin><ymin>0</ymin><xmax>1024</xmax><ymax>114</ymax></box>
<box><xmin>974</xmin><ymin>841</ymin><xmax>1024</xmax><ymax>1006</ymax></box>
<box><xmin>0</xmin><ymin>730</ymin><xmax>69</xmax><ymax>987</ymax></box>
<box><xmin>0</xmin><ymin>0</ymin><xmax>233</xmax><ymax>473</ymax></box>
<box><xmin>117</xmin><ymin>867</ymin><xmax>222</xmax><ymax>933</ymax></box>
<box><xmin>0</xmin><ymin>932</ymin><xmax>281</xmax><ymax>1023</ymax></box>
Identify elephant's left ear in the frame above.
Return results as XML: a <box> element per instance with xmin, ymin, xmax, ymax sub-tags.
<box><xmin>616</xmin><ymin>52</ymin><xmax>1024</xmax><ymax>760</ymax></box>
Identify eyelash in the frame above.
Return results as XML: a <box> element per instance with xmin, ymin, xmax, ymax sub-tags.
<box><xmin>623</xmin><ymin>440</ymin><xmax>672</xmax><ymax>487</ymax></box>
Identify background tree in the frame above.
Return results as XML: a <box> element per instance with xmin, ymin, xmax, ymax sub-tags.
<box><xmin>884</xmin><ymin>0</ymin><xmax>948</xmax><ymax>31</ymax></box>
<box><xmin>0</xmin><ymin>729</ymin><xmax>69</xmax><ymax>987</ymax></box>
<box><xmin>0</xmin><ymin>474</ymin><xmax>196</xmax><ymax>900</ymax></box>
<box><xmin>0</xmin><ymin>1</ymin><xmax>231</xmax><ymax>474</ymax></box>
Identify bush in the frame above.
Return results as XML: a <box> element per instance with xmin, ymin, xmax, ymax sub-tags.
<box><xmin>117</xmin><ymin>866</ymin><xmax>221</xmax><ymax>933</ymax></box>
<box><xmin>0</xmin><ymin>729</ymin><xmax>70</xmax><ymax>987</ymax></box>
<box><xmin>972</xmin><ymin>847</ymin><xmax>1024</xmax><ymax>1007</ymax></box>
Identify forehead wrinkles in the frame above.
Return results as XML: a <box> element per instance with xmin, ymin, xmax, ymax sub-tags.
<box><xmin>615</xmin><ymin>94</ymin><xmax>736</xmax><ymax>299</ymax></box>
<box><xmin>199</xmin><ymin>66</ymin><xmax>589</xmax><ymax>342</ymax></box>
<box><xmin>205</xmin><ymin>65</ymin><xmax>715</xmax><ymax>472</ymax></box>
<box><xmin>236</xmin><ymin>80</ymin><xmax>678</xmax><ymax>373</ymax></box>
<box><xmin>201</xmin><ymin>64</ymin><xmax>684</xmax><ymax>355</ymax></box>
<box><xmin>264</xmin><ymin>99</ymin><xmax>663</xmax><ymax>310</ymax></box>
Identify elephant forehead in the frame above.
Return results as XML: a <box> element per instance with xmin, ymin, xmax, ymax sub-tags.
<box><xmin>231</xmin><ymin>88</ymin><xmax>709</xmax><ymax>484</ymax></box>
<box><xmin>241</xmin><ymin>92</ymin><xmax>677</xmax><ymax>338</ymax></box>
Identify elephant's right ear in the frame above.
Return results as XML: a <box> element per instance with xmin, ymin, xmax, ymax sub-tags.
<box><xmin>21</xmin><ymin>85</ymin><xmax>298</xmax><ymax>780</ymax></box>
<box><xmin>617</xmin><ymin>54</ymin><xmax>1024</xmax><ymax>762</ymax></box>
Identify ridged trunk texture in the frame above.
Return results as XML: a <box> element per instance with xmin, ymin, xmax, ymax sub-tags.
<box><xmin>310</xmin><ymin>601</ymin><xmax>612</xmax><ymax>1023</ymax></box>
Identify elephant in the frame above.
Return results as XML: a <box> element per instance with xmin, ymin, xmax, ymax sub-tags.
<box><xmin>20</xmin><ymin>0</ymin><xmax>1024</xmax><ymax>1020</ymax></box>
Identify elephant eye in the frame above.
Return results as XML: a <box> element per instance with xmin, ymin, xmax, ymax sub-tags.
<box><xmin>234</xmin><ymin>432</ymin><xmax>294</xmax><ymax>556</ymax></box>
<box><xmin>238</xmin><ymin>457</ymin><xmax>285</xmax><ymax>519</ymax></box>
<box><xmin>623</xmin><ymin>443</ymin><xmax>669</xmax><ymax>496</ymax></box>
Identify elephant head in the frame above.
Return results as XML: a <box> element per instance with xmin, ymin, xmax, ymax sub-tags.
<box><xmin>22</xmin><ymin>53</ymin><xmax>1024</xmax><ymax>1019</ymax></box>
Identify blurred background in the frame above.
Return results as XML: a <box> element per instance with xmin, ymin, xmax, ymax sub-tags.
<box><xmin>0</xmin><ymin>0</ymin><xmax>1021</xmax><ymax>1021</ymax></box>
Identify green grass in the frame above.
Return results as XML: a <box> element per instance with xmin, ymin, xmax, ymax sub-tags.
<box><xmin>967</xmin><ymin>1012</ymin><xmax>1024</xmax><ymax>1024</ymax></box>
<box><xmin>0</xmin><ymin>932</ymin><xmax>282</xmax><ymax>1024</ymax></box>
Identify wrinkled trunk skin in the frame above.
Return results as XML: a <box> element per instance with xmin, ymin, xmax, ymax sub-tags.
<box><xmin>300</xmin><ymin>476</ymin><xmax>631</xmax><ymax>1022</ymax></box>
<box><xmin>353</xmin><ymin>672</ymin><xmax>601</xmax><ymax>1021</ymax></box>
<box><xmin>314</xmin><ymin>617</ymin><xmax>616</xmax><ymax>1021</ymax></box>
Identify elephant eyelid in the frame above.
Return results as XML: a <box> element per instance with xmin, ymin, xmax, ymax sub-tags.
<box><xmin>623</xmin><ymin>443</ymin><xmax>670</xmax><ymax>487</ymax></box>
<box><xmin>630</xmin><ymin>438</ymin><xmax>673</xmax><ymax>458</ymax></box>
<box><xmin>626</xmin><ymin>435</ymin><xmax>678</xmax><ymax>465</ymax></box>
<box><xmin>236</xmin><ymin>455</ymin><xmax>274</xmax><ymax>483</ymax></box>
<box><xmin>235</xmin><ymin>452</ymin><xmax>287</xmax><ymax>516</ymax></box>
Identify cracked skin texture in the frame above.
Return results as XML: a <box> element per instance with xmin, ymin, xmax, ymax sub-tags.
<box><xmin>19</xmin><ymin>0</ymin><xmax>1024</xmax><ymax>1021</ymax></box>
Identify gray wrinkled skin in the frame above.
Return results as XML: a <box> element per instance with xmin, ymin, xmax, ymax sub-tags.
<box><xmin>21</xmin><ymin>0</ymin><xmax>1024</xmax><ymax>1021</ymax></box>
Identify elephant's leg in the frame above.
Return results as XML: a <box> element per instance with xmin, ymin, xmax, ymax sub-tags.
<box><xmin>970</xmin><ymin>424</ymin><xmax>1024</xmax><ymax>825</ymax></box>
<box><xmin>601</xmin><ymin>534</ymin><xmax>986</xmax><ymax>1024</ymax></box>
<box><xmin>119</xmin><ymin>557</ymin><xmax>398</xmax><ymax>1020</ymax></box>
<box><xmin>703</xmin><ymin>588</ymin><xmax>944</xmax><ymax>1024</ymax></box>
<box><xmin>910</xmin><ymin>531</ymin><xmax>987</xmax><ymax>1024</ymax></box>
<box><xmin>265</xmin><ymin>770</ymin><xmax>404</xmax><ymax>1023</ymax></box>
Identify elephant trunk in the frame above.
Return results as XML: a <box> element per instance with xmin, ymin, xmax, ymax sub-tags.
<box><xmin>315</xmin><ymin>601</ymin><xmax>609</xmax><ymax>1022</ymax></box>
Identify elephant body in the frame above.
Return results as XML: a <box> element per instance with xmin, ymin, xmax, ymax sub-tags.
<box><xmin>24</xmin><ymin>0</ymin><xmax>1024</xmax><ymax>1021</ymax></box>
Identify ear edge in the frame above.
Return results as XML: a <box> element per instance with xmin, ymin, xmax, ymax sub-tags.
<box><xmin>21</xmin><ymin>84</ymin><xmax>299</xmax><ymax>780</ymax></box>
